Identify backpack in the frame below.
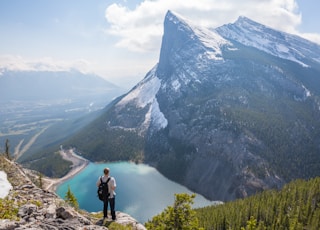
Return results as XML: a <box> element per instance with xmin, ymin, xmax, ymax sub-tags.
<box><xmin>97</xmin><ymin>176</ymin><xmax>111</xmax><ymax>201</ymax></box>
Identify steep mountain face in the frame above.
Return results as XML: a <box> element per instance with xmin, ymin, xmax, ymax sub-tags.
<box><xmin>68</xmin><ymin>11</ymin><xmax>320</xmax><ymax>201</ymax></box>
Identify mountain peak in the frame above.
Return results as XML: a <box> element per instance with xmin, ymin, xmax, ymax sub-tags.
<box><xmin>158</xmin><ymin>10</ymin><xmax>229</xmax><ymax>77</ymax></box>
<box><xmin>235</xmin><ymin>16</ymin><xmax>261</xmax><ymax>26</ymax></box>
<box><xmin>67</xmin><ymin>11</ymin><xmax>320</xmax><ymax>202</ymax></box>
<box><xmin>165</xmin><ymin>10</ymin><xmax>189</xmax><ymax>25</ymax></box>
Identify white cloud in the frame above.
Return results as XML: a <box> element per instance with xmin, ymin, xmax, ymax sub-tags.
<box><xmin>0</xmin><ymin>55</ymin><xmax>92</xmax><ymax>74</ymax></box>
<box><xmin>297</xmin><ymin>32</ymin><xmax>320</xmax><ymax>45</ymax></box>
<box><xmin>105</xmin><ymin>0</ymin><xmax>320</xmax><ymax>52</ymax></box>
<box><xmin>0</xmin><ymin>55</ymin><xmax>154</xmax><ymax>89</ymax></box>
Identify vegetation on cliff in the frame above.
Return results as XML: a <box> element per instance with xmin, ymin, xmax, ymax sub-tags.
<box><xmin>145</xmin><ymin>193</ymin><xmax>203</xmax><ymax>230</ymax></box>
<box><xmin>2</xmin><ymin>150</ymin><xmax>320</xmax><ymax>229</ymax></box>
<box><xmin>0</xmin><ymin>155</ymin><xmax>146</xmax><ymax>229</ymax></box>
<box><xmin>195</xmin><ymin>177</ymin><xmax>320</xmax><ymax>229</ymax></box>
<box><xmin>145</xmin><ymin>176</ymin><xmax>320</xmax><ymax>229</ymax></box>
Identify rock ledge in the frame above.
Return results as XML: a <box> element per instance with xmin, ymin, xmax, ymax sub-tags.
<box><xmin>0</xmin><ymin>156</ymin><xmax>146</xmax><ymax>230</ymax></box>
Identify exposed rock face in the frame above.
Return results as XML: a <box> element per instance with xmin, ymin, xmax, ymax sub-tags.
<box><xmin>66</xmin><ymin>11</ymin><xmax>320</xmax><ymax>202</ymax></box>
<box><xmin>0</xmin><ymin>156</ymin><xmax>146</xmax><ymax>230</ymax></box>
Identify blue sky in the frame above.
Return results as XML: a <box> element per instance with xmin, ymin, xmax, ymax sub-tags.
<box><xmin>0</xmin><ymin>0</ymin><xmax>319</xmax><ymax>88</ymax></box>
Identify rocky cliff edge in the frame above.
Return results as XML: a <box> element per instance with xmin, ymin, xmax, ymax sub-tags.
<box><xmin>0</xmin><ymin>155</ymin><xmax>146</xmax><ymax>230</ymax></box>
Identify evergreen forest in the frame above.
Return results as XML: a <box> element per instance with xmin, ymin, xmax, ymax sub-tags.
<box><xmin>194</xmin><ymin>177</ymin><xmax>320</xmax><ymax>229</ymax></box>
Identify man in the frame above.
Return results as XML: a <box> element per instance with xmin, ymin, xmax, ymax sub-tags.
<box><xmin>96</xmin><ymin>167</ymin><xmax>116</xmax><ymax>221</ymax></box>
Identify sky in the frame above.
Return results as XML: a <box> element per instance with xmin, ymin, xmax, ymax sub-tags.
<box><xmin>0</xmin><ymin>0</ymin><xmax>319</xmax><ymax>89</ymax></box>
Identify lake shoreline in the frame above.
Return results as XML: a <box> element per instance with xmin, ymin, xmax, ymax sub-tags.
<box><xmin>43</xmin><ymin>149</ymin><xmax>89</xmax><ymax>192</ymax></box>
<box><xmin>55</xmin><ymin>161</ymin><xmax>218</xmax><ymax>224</ymax></box>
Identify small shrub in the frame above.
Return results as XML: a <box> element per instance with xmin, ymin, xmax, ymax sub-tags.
<box><xmin>0</xmin><ymin>198</ymin><xmax>19</xmax><ymax>220</ymax></box>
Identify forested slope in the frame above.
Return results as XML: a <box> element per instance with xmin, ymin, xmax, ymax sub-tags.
<box><xmin>195</xmin><ymin>177</ymin><xmax>320</xmax><ymax>229</ymax></box>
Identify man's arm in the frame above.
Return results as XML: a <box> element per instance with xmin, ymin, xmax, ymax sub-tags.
<box><xmin>111</xmin><ymin>178</ymin><xmax>116</xmax><ymax>191</ymax></box>
<box><xmin>96</xmin><ymin>177</ymin><xmax>101</xmax><ymax>187</ymax></box>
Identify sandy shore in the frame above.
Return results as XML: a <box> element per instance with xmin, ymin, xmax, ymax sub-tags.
<box><xmin>43</xmin><ymin>149</ymin><xmax>89</xmax><ymax>191</ymax></box>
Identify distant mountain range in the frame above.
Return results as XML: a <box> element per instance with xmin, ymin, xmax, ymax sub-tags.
<box><xmin>32</xmin><ymin>11</ymin><xmax>320</xmax><ymax>201</ymax></box>
<box><xmin>0</xmin><ymin>70</ymin><xmax>121</xmax><ymax>101</ymax></box>
<box><xmin>0</xmin><ymin>70</ymin><xmax>124</xmax><ymax>163</ymax></box>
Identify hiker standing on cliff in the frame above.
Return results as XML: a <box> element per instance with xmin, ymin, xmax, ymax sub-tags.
<box><xmin>96</xmin><ymin>167</ymin><xmax>117</xmax><ymax>221</ymax></box>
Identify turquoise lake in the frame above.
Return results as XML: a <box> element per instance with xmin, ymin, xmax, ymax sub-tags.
<box><xmin>56</xmin><ymin>162</ymin><xmax>216</xmax><ymax>223</ymax></box>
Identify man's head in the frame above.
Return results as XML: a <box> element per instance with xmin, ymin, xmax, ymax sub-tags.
<box><xmin>103</xmin><ymin>167</ymin><xmax>110</xmax><ymax>175</ymax></box>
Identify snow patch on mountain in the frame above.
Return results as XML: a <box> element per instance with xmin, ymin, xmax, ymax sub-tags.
<box><xmin>151</xmin><ymin>98</ymin><xmax>168</xmax><ymax>129</ymax></box>
<box><xmin>216</xmin><ymin>16</ymin><xmax>319</xmax><ymax>67</ymax></box>
<box><xmin>172</xmin><ymin>79</ymin><xmax>181</xmax><ymax>91</ymax></box>
<box><xmin>302</xmin><ymin>85</ymin><xmax>311</xmax><ymax>98</ymax></box>
<box><xmin>141</xmin><ymin>98</ymin><xmax>168</xmax><ymax>132</ymax></box>
<box><xmin>118</xmin><ymin>67</ymin><xmax>160</xmax><ymax>108</ymax></box>
<box><xmin>117</xmin><ymin>66</ymin><xmax>168</xmax><ymax>130</ymax></box>
<box><xmin>191</xmin><ymin>24</ymin><xmax>231</xmax><ymax>61</ymax></box>
<box><xmin>0</xmin><ymin>171</ymin><xmax>12</xmax><ymax>199</ymax></box>
<box><xmin>167</xmin><ymin>10</ymin><xmax>231</xmax><ymax>61</ymax></box>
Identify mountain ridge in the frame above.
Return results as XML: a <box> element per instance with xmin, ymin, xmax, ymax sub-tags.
<box><xmin>216</xmin><ymin>16</ymin><xmax>320</xmax><ymax>67</ymax></box>
<box><xmin>0</xmin><ymin>69</ymin><xmax>122</xmax><ymax>101</ymax></box>
<box><xmin>57</xmin><ymin>11</ymin><xmax>320</xmax><ymax>201</ymax></box>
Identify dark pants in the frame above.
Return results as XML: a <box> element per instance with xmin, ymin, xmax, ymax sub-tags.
<box><xmin>103</xmin><ymin>197</ymin><xmax>116</xmax><ymax>220</ymax></box>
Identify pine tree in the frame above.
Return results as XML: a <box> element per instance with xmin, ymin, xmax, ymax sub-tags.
<box><xmin>64</xmin><ymin>185</ymin><xmax>79</xmax><ymax>209</ymax></box>
<box><xmin>145</xmin><ymin>193</ymin><xmax>203</xmax><ymax>230</ymax></box>
<box><xmin>241</xmin><ymin>216</ymin><xmax>257</xmax><ymax>230</ymax></box>
<box><xmin>5</xmin><ymin>139</ymin><xmax>10</xmax><ymax>160</ymax></box>
<box><xmin>38</xmin><ymin>172</ymin><xmax>43</xmax><ymax>189</ymax></box>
